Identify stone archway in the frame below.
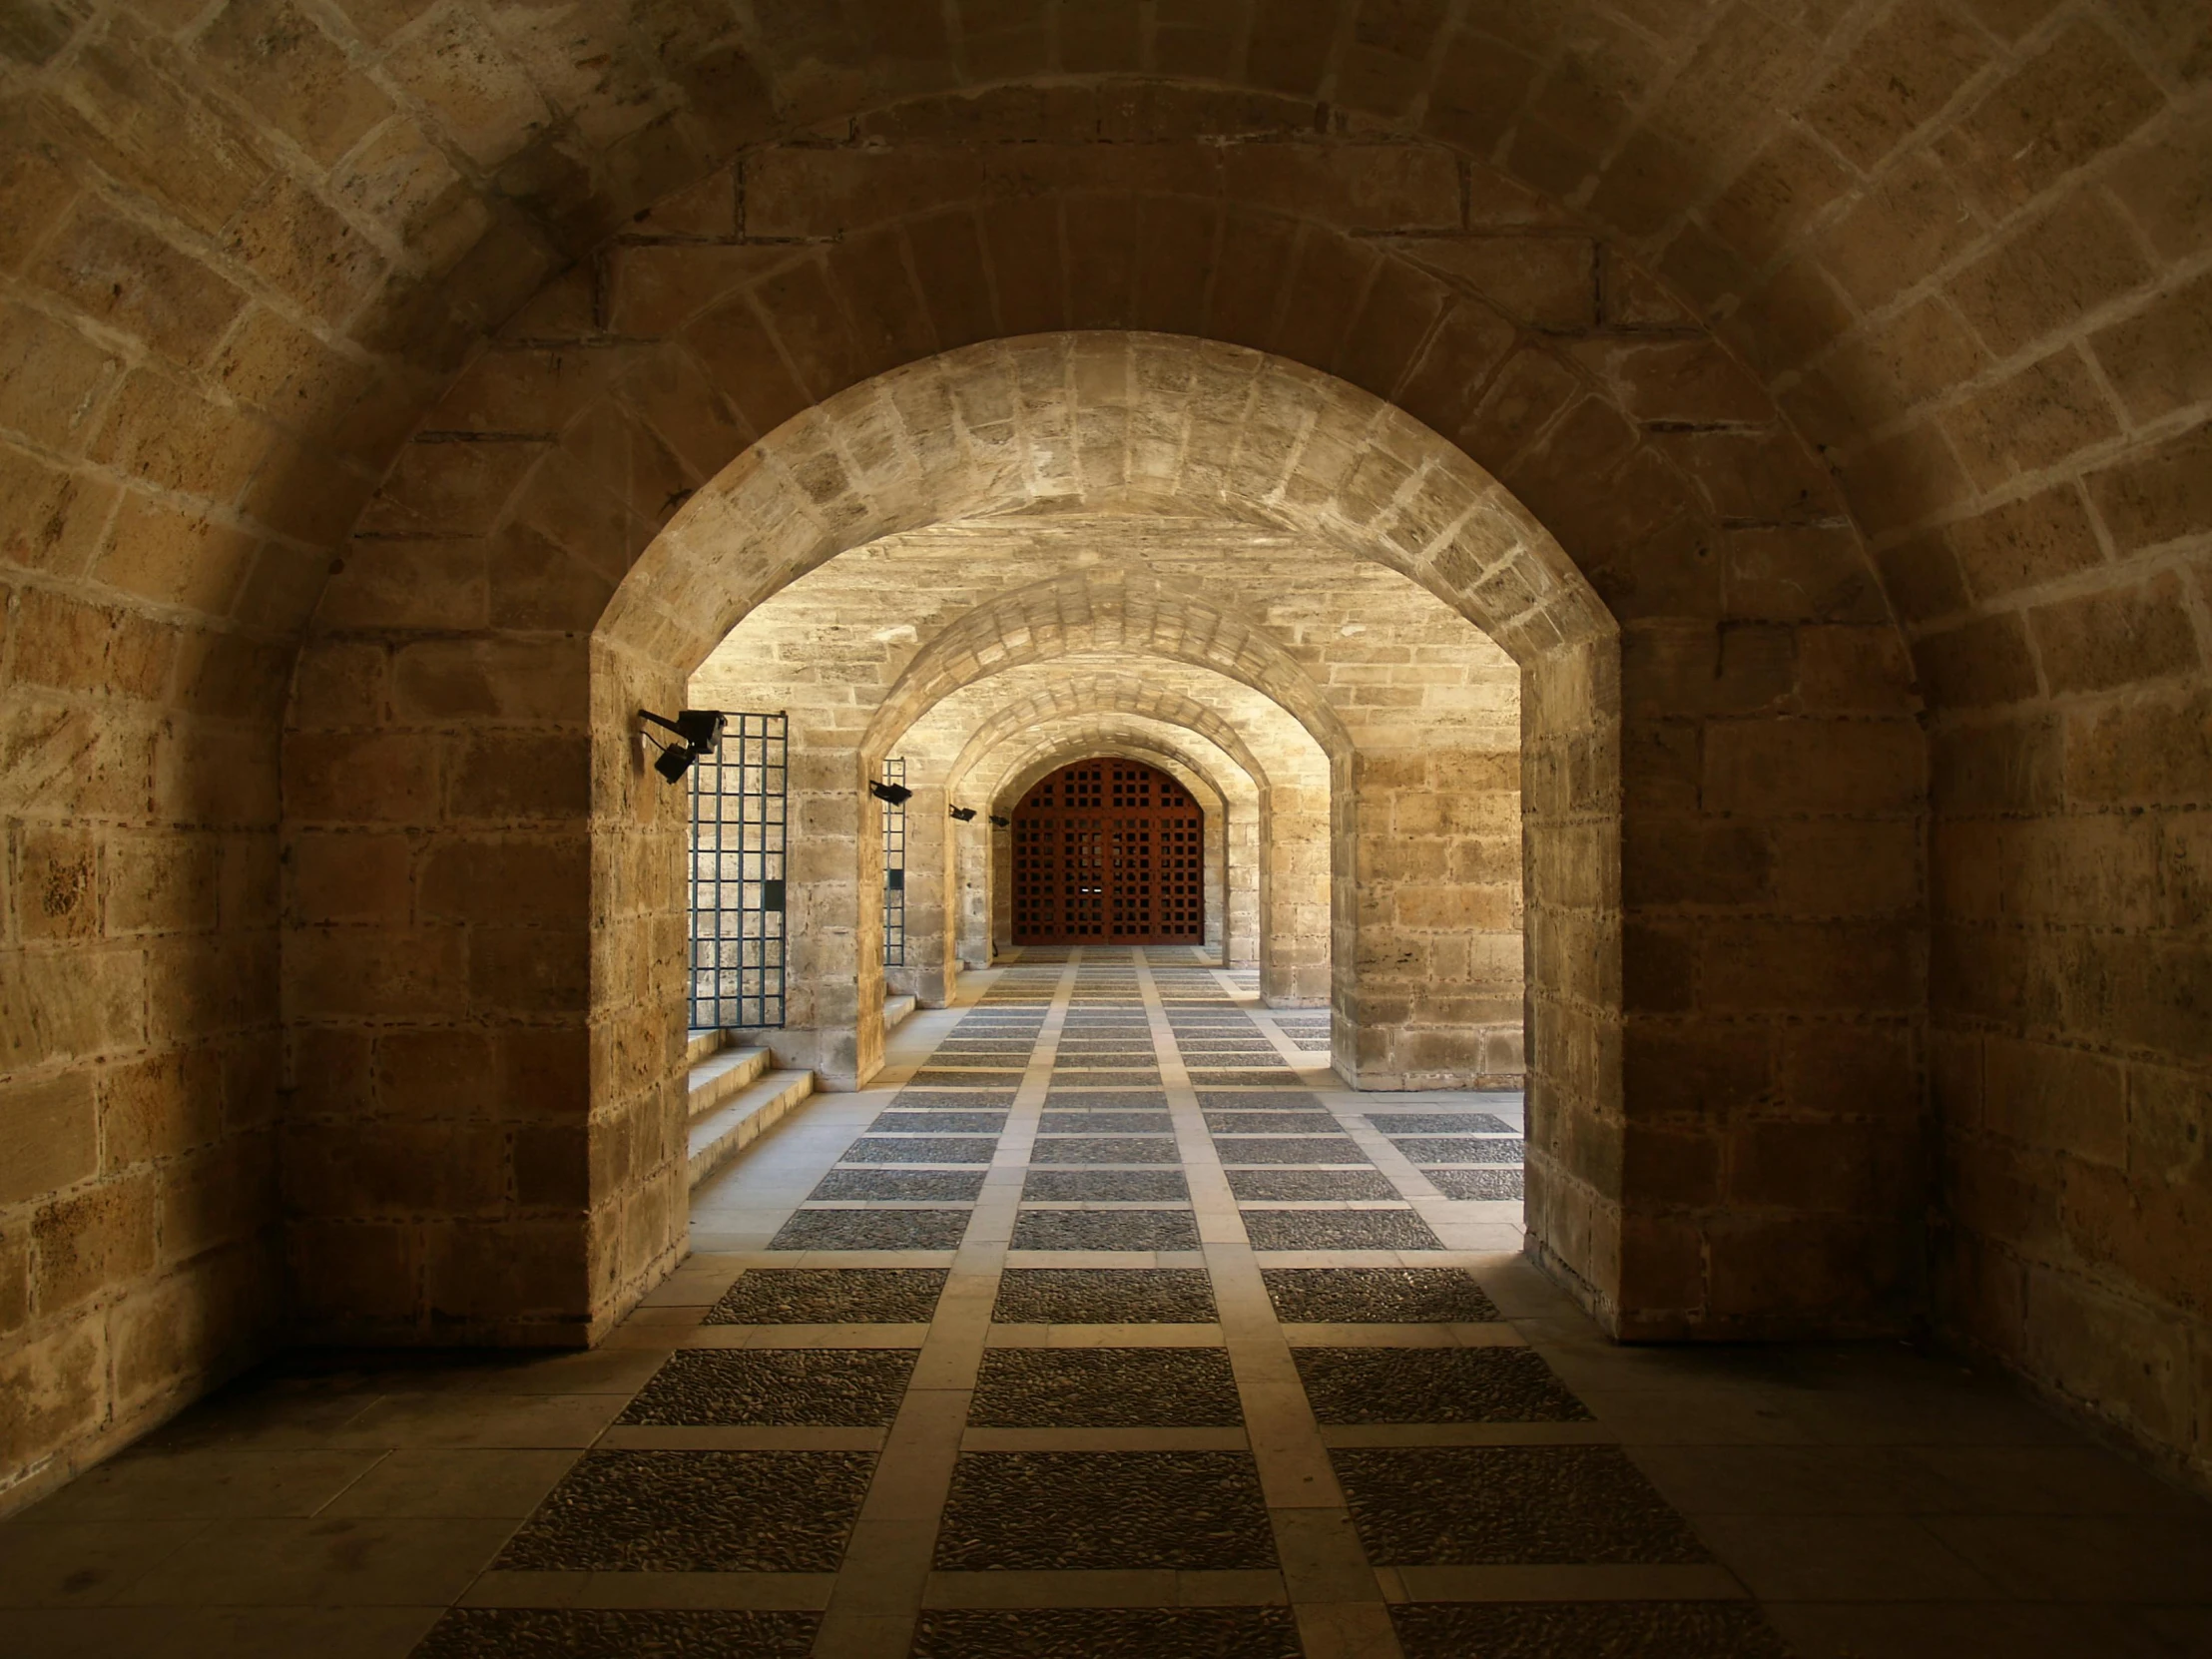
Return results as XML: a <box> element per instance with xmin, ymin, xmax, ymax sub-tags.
<box><xmin>287</xmin><ymin>325</ymin><xmax>1921</xmax><ymax>1359</ymax></box>
<box><xmin>582</xmin><ymin>332</ymin><xmax>1622</xmax><ymax>1341</ymax></box>
<box><xmin>974</xmin><ymin>721</ymin><xmax>1265</xmax><ymax>976</ymax></box>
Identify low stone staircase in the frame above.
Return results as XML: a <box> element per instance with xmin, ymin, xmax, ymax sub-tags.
<box><xmin>684</xmin><ymin>1030</ymin><xmax>815</xmax><ymax>1189</ymax></box>
<box><xmin>683</xmin><ymin>994</ymin><xmax>920</xmax><ymax>1189</ymax></box>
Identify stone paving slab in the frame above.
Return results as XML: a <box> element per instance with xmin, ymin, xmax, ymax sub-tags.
<box><xmin>1202</xmin><ymin>1111</ymin><xmax>1336</xmax><ymax>1133</ymax></box>
<box><xmin>1213</xmin><ymin>1137</ymin><xmax>1373</xmax><ymax>1167</ymax></box>
<box><xmin>968</xmin><ymin>1348</ymin><xmax>1244</xmax><ymax>1428</ymax></box>
<box><xmin>705</xmin><ymin>1269</ymin><xmax>949</xmax><ymax>1326</ymax></box>
<box><xmin>864</xmin><ymin>1112</ymin><xmax>1009</xmax><ymax>1134</ymax></box>
<box><xmin>1366</xmin><ymin>1112</ymin><xmax>1516</xmax><ymax>1135</ymax></box>
<box><xmin>808</xmin><ymin>1170</ymin><xmax>990</xmax><ymax>1203</ymax></box>
<box><xmin>839</xmin><ymin>1136</ymin><xmax>1000</xmax><ymax>1165</ymax></box>
<box><xmin>1426</xmin><ymin>1168</ymin><xmax>1526</xmax><ymax>1201</ymax></box>
<box><xmin>911</xmin><ymin>1606</ymin><xmax>1299</xmax><ymax>1657</ymax></box>
<box><xmin>1333</xmin><ymin>1445</ymin><xmax>1709</xmax><ymax>1566</ymax></box>
<box><xmin>933</xmin><ymin>1451</ymin><xmax>1278</xmax><ymax>1570</ymax></box>
<box><xmin>1031</xmin><ymin>1137</ymin><xmax>1183</xmax><ymax>1165</ymax></box>
<box><xmin>1227</xmin><ymin>1169</ymin><xmax>1400</xmax><ymax>1202</ymax></box>
<box><xmin>497</xmin><ymin>1450</ymin><xmax>874</xmax><ymax>1571</ymax></box>
<box><xmin>617</xmin><ymin>1349</ymin><xmax>917</xmax><ymax>1427</ymax></box>
<box><xmin>1038</xmin><ymin>1111</ymin><xmax>1176</xmax><ymax>1133</ymax></box>
<box><xmin>1261</xmin><ymin>1269</ymin><xmax>1502</xmax><ymax>1325</ymax></box>
<box><xmin>1010</xmin><ymin>1210</ymin><xmax>1202</xmax><ymax>1251</ymax></box>
<box><xmin>1389</xmin><ymin>1600</ymin><xmax>1792</xmax><ymax>1658</ymax></box>
<box><xmin>1241</xmin><ymin>1209</ymin><xmax>1443</xmax><ymax>1251</ymax></box>
<box><xmin>1292</xmin><ymin>1347</ymin><xmax>1592</xmax><ymax>1425</ymax></box>
<box><xmin>1021</xmin><ymin>1169</ymin><xmax>1191</xmax><ymax>1203</ymax></box>
<box><xmin>992</xmin><ymin>1270</ymin><xmax>1219</xmax><ymax>1325</ymax></box>
<box><xmin>414</xmin><ymin>1607</ymin><xmax>821</xmax><ymax>1657</ymax></box>
<box><xmin>768</xmin><ymin>1211</ymin><xmax>974</xmax><ymax>1251</ymax></box>
<box><xmin>1393</xmin><ymin>1137</ymin><xmax>1526</xmax><ymax>1164</ymax></box>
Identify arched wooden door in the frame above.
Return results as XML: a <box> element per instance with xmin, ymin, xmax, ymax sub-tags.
<box><xmin>1009</xmin><ymin>759</ymin><xmax>1205</xmax><ymax>944</ymax></box>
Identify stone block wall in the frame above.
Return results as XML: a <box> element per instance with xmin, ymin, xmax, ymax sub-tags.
<box><xmin>5</xmin><ymin>0</ymin><xmax>2204</xmax><ymax>1507</ymax></box>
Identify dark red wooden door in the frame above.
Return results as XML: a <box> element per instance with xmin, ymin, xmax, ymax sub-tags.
<box><xmin>1009</xmin><ymin>760</ymin><xmax>1205</xmax><ymax>944</ymax></box>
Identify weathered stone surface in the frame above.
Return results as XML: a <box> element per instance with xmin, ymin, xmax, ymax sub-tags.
<box><xmin>2</xmin><ymin>0</ymin><xmax>2205</xmax><ymax>1517</ymax></box>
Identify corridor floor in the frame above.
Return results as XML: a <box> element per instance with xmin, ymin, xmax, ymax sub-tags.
<box><xmin>4</xmin><ymin>950</ymin><xmax>2210</xmax><ymax>1658</ymax></box>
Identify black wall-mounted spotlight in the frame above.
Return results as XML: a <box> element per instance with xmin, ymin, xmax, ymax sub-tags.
<box><xmin>948</xmin><ymin>806</ymin><xmax>977</xmax><ymax>822</ymax></box>
<box><xmin>989</xmin><ymin>815</ymin><xmax>1009</xmax><ymax>829</ymax></box>
<box><xmin>869</xmin><ymin>779</ymin><xmax>913</xmax><ymax>806</ymax></box>
<box><xmin>639</xmin><ymin>708</ymin><xmax>726</xmax><ymax>783</ymax></box>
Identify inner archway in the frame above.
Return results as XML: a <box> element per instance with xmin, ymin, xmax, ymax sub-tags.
<box><xmin>1008</xmin><ymin>758</ymin><xmax>1206</xmax><ymax>946</ymax></box>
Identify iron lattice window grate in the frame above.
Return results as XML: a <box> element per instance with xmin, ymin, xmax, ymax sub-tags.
<box><xmin>881</xmin><ymin>756</ymin><xmax>905</xmax><ymax>968</ymax></box>
<box><xmin>689</xmin><ymin>712</ymin><xmax>787</xmax><ymax>1030</ymax></box>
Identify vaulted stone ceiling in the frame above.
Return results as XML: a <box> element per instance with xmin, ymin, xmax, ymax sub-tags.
<box><xmin>4</xmin><ymin>0</ymin><xmax>2209</xmax><ymax>1513</ymax></box>
<box><xmin>689</xmin><ymin>513</ymin><xmax>1518</xmax><ymax>763</ymax></box>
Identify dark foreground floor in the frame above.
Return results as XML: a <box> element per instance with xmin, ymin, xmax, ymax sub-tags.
<box><xmin>4</xmin><ymin>950</ymin><xmax>2208</xmax><ymax>1658</ymax></box>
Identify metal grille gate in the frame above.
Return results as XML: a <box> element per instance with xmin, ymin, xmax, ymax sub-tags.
<box><xmin>688</xmin><ymin>712</ymin><xmax>787</xmax><ymax>1030</ymax></box>
<box><xmin>881</xmin><ymin>757</ymin><xmax>905</xmax><ymax>968</ymax></box>
<box><xmin>1009</xmin><ymin>758</ymin><xmax>1204</xmax><ymax>945</ymax></box>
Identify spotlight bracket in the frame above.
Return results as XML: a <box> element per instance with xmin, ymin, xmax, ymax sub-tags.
<box><xmin>638</xmin><ymin>707</ymin><xmax>726</xmax><ymax>785</ymax></box>
<box><xmin>948</xmin><ymin>806</ymin><xmax>976</xmax><ymax>822</ymax></box>
<box><xmin>869</xmin><ymin>779</ymin><xmax>913</xmax><ymax>806</ymax></box>
<box><xmin>639</xmin><ymin>708</ymin><xmax>726</xmax><ymax>754</ymax></box>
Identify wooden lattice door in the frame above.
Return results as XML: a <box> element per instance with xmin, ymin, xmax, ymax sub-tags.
<box><xmin>1009</xmin><ymin>759</ymin><xmax>1205</xmax><ymax>945</ymax></box>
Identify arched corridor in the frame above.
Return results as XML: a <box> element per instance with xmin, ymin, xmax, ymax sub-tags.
<box><xmin>5</xmin><ymin>3</ymin><xmax>2212</xmax><ymax>1651</ymax></box>
<box><xmin>5</xmin><ymin>952</ymin><xmax>2206</xmax><ymax>1659</ymax></box>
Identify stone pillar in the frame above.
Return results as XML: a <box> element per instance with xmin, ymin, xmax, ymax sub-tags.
<box><xmin>1261</xmin><ymin>786</ymin><xmax>1331</xmax><ymax>1004</ymax></box>
<box><xmin>1329</xmin><ymin>744</ymin><xmax>1524</xmax><ymax>1089</ymax></box>
<box><xmin>889</xmin><ymin>786</ymin><xmax>956</xmax><ymax>1006</ymax></box>
<box><xmin>958</xmin><ymin>820</ymin><xmax>995</xmax><ymax>968</ymax></box>
<box><xmin>766</xmin><ymin>744</ymin><xmax>878</xmax><ymax>1091</ymax></box>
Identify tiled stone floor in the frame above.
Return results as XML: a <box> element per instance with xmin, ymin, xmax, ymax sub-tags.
<box><xmin>6</xmin><ymin>950</ymin><xmax>2212</xmax><ymax>1658</ymax></box>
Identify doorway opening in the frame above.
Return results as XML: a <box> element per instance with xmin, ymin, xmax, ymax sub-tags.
<box><xmin>1010</xmin><ymin>759</ymin><xmax>1206</xmax><ymax>945</ymax></box>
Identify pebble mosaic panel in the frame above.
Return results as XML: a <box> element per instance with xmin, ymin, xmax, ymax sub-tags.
<box><xmin>807</xmin><ymin>1169</ymin><xmax>989</xmax><ymax>1203</ymax></box>
<box><xmin>911</xmin><ymin>1608</ymin><xmax>1300</xmax><ymax>1659</ymax></box>
<box><xmin>1262</xmin><ymin>1268</ymin><xmax>1501</xmax><ymax>1325</ymax></box>
<box><xmin>1292</xmin><ymin>1348</ymin><xmax>1592</xmax><ymax>1424</ymax></box>
<box><xmin>1333</xmin><ymin>1446</ymin><xmax>1710</xmax><ymax>1566</ymax></box>
<box><xmin>1031</xmin><ymin>1136</ymin><xmax>1182</xmax><ymax>1165</ymax></box>
<box><xmin>1226</xmin><ymin>1169</ymin><xmax>1400</xmax><ymax>1201</ymax></box>
<box><xmin>412</xmin><ymin>1607</ymin><xmax>820</xmax><ymax>1658</ymax></box>
<box><xmin>1241</xmin><ymin>1208</ymin><xmax>1443</xmax><ymax>1251</ymax></box>
<box><xmin>705</xmin><ymin>1268</ymin><xmax>948</xmax><ymax>1325</ymax></box>
<box><xmin>497</xmin><ymin>1449</ymin><xmax>874</xmax><ymax>1571</ymax></box>
<box><xmin>768</xmin><ymin>1210</ymin><xmax>972</xmax><ymax>1251</ymax></box>
<box><xmin>1427</xmin><ymin>1167</ymin><xmax>1526</xmax><ymax>1201</ymax></box>
<box><xmin>617</xmin><ymin>1348</ymin><xmax>917</xmax><ymax>1426</ymax></box>
<box><xmin>1391</xmin><ymin>1137</ymin><xmax>1526</xmax><ymax>1164</ymax></box>
<box><xmin>934</xmin><ymin>1451</ymin><xmax>1277</xmax><ymax>1570</ymax></box>
<box><xmin>992</xmin><ymin>1269</ymin><xmax>1219</xmax><ymax>1324</ymax></box>
<box><xmin>968</xmin><ymin>1347</ymin><xmax>1243</xmax><ymax>1427</ymax></box>
<box><xmin>1009</xmin><ymin>1209</ymin><xmax>1202</xmax><ymax>1251</ymax></box>
<box><xmin>1390</xmin><ymin>1601</ymin><xmax>1795</xmax><ymax>1659</ymax></box>
<box><xmin>1021</xmin><ymin>1169</ymin><xmax>1191</xmax><ymax>1202</ymax></box>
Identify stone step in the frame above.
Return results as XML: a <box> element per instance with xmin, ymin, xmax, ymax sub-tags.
<box><xmin>687</xmin><ymin>1067</ymin><xmax>816</xmax><ymax>1189</ymax></box>
<box><xmin>685</xmin><ymin>1027</ymin><xmax>730</xmax><ymax>1068</ymax></box>
<box><xmin>687</xmin><ymin>1043</ymin><xmax>772</xmax><ymax>1121</ymax></box>
<box><xmin>883</xmin><ymin>993</ymin><xmax>918</xmax><ymax>1030</ymax></box>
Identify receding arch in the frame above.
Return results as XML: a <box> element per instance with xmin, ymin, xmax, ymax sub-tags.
<box><xmin>941</xmin><ymin>675</ymin><xmax>1273</xmax><ymax>802</ymax></box>
<box><xmin>922</xmin><ymin>673</ymin><xmax>1326</xmax><ymax>994</ymax></box>
<box><xmin>988</xmin><ymin>736</ymin><xmax>1243</xmax><ymax>959</ymax></box>
<box><xmin>596</xmin><ymin>332</ymin><xmax>1608</xmax><ymax>677</ymax></box>
<box><xmin>860</xmin><ymin>568</ymin><xmax>1354</xmax><ymax>767</ymax></box>
<box><xmin>579</xmin><ymin>331</ymin><xmax>1618</xmax><ymax>1347</ymax></box>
